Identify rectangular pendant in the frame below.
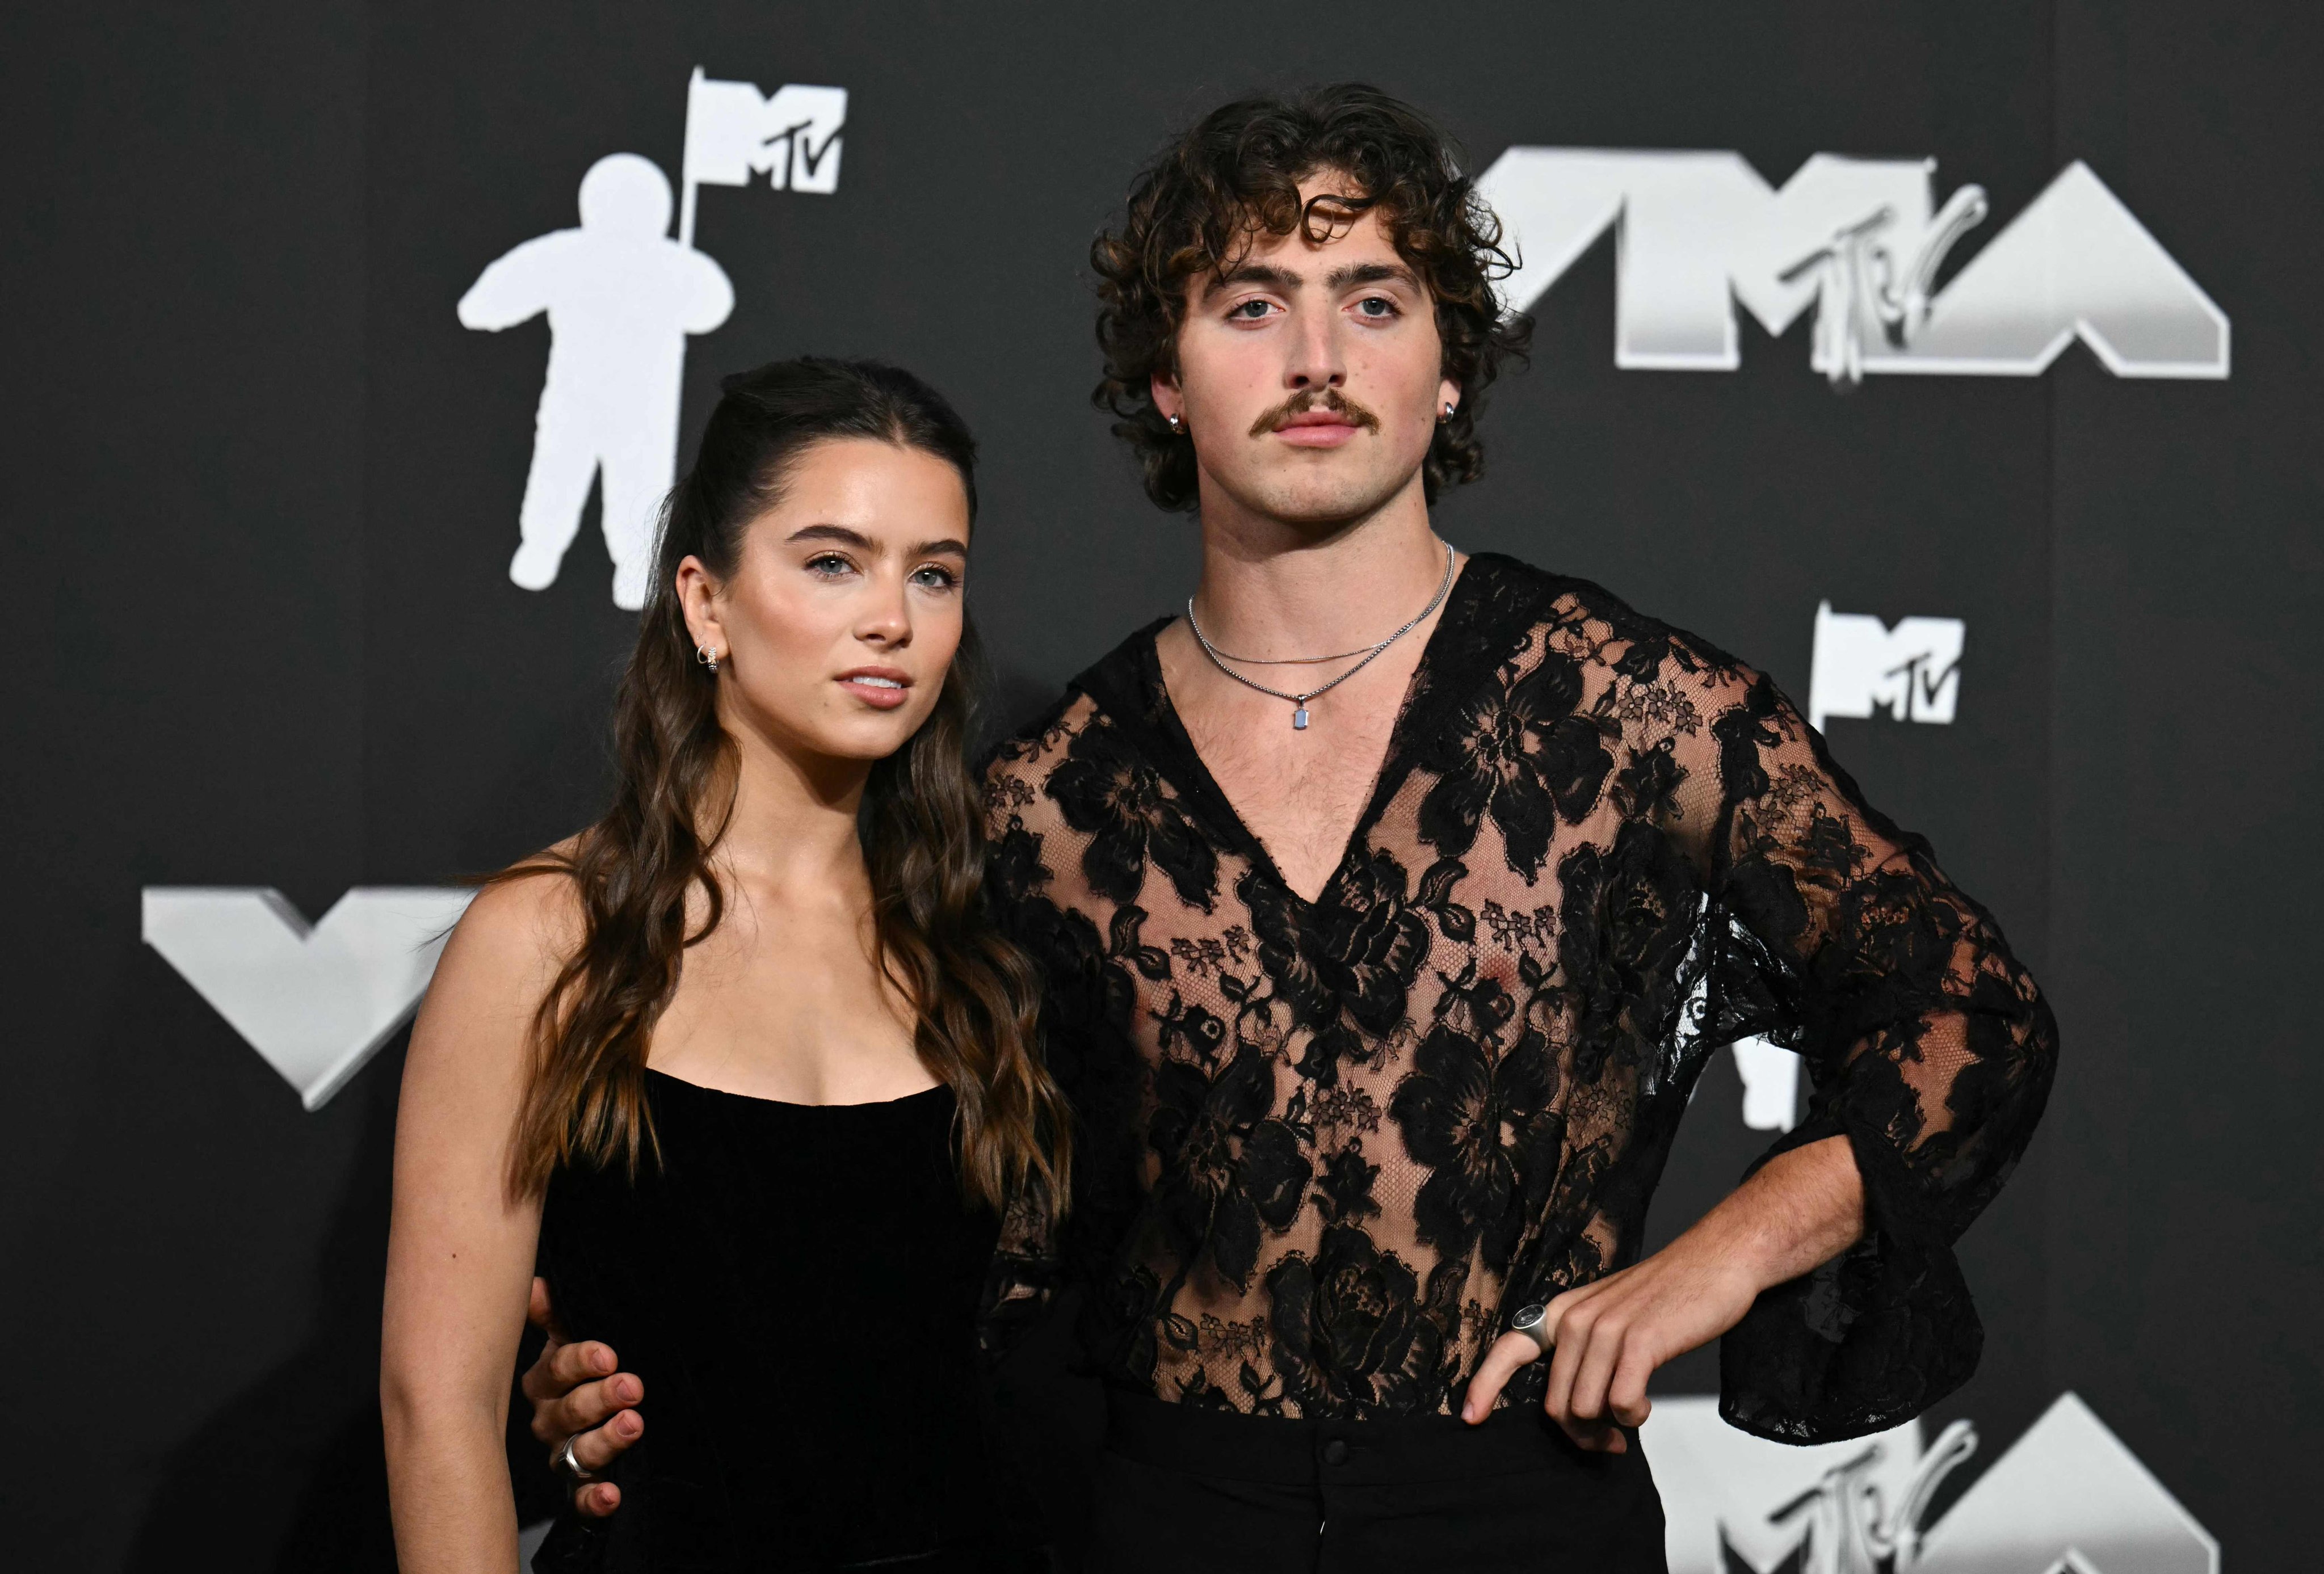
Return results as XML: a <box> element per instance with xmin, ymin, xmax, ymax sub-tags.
<box><xmin>1292</xmin><ymin>708</ymin><xmax>1310</xmax><ymax>729</ymax></box>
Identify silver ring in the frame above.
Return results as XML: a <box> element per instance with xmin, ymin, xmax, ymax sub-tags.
<box><xmin>554</xmin><ymin>1433</ymin><xmax>597</xmax><ymax>1483</ymax></box>
<box><xmin>1510</xmin><ymin>1302</ymin><xmax>1554</xmax><ymax>1357</ymax></box>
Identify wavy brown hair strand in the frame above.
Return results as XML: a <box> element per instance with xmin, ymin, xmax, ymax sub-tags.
<box><xmin>1092</xmin><ymin>83</ymin><xmax>1533</xmax><ymax>511</ymax></box>
<box><xmin>494</xmin><ymin>357</ymin><xmax>1070</xmax><ymax>1230</ymax></box>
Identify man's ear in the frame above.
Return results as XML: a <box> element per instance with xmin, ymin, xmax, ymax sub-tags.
<box><xmin>1150</xmin><ymin>371</ymin><xmax>1183</xmax><ymax>426</ymax></box>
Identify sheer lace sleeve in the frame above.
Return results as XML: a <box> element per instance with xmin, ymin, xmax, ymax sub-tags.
<box><xmin>973</xmin><ymin>698</ymin><xmax>1150</xmax><ymax>1368</ymax></box>
<box><xmin>1688</xmin><ymin>669</ymin><xmax>2058</xmax><ymax>1442</ymax></box>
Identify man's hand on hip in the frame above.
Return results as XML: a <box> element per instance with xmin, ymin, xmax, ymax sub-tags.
<box><xmin>522</xmin><ymin>1277</ymin><xmax>644</xmax><ymax>1517</ymax></box>
<box><xmin>1460</xmin><ymin>1133</ymin><xmax>1865</xmax><ymax>1452</ymax></box>
<box><xmin>1460</xmin><ymin>1241</ymin><xmax>1760</xmax><ymax>1451</ymax></box>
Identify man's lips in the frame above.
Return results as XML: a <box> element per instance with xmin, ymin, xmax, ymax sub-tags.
<box><xmin>1250</xmin><ymin>392</ymin><xmax>1381</xmax><ymax>447</ymax></box>
<box><xmin>1272</xmin><ymin>411</ymin><xmax>1363</xmax><ymax>448</ymax></box>
<box><xmin>837</xmin><ymin>667</ymin><xmax>913</xmax><ymax>709</ymax></box>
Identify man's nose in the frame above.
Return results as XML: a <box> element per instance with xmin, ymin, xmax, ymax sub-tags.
<box><xmin>1285</xmin><ymin>305</ymin><xmax>1347</xmax><ymax>391</ymax></box>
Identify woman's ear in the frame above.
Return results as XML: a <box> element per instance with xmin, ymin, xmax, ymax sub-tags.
<box><xmin>675</xmin><ymin>555</ymin><xmax>725</xmax><ymax>655</ymax></box>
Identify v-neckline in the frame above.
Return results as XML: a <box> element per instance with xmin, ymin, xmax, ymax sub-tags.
<box><xmin>1116</xmin><ymin>553</ymin><xmax>1506</xmax><ymax>910</ymax></box>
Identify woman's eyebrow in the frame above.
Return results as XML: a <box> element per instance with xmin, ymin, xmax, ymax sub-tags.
<box><xmin>785</xmin><ymin>523</ymin><xmax>875</xmax><ymax>549</ymax></box>
<box><xmin>785</xmin><ymin>524</ymin><xmax>968</xmax><ymax>559</ymax></box>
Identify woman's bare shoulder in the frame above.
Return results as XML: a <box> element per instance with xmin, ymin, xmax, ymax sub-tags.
<box><xmin>439</xmin><ymin>840</ymin><xmax>591</xmax><ymax>991</ymax></box>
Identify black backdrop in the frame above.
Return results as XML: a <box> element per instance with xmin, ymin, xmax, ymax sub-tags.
<box><xmin>3</xmin><ymin>2</ymin><xmax>2317</xmax><ymax>1568</ymax></box>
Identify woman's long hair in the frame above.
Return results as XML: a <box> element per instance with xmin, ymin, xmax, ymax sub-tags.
<box><xmin>498</xmin><ymin>357</ymin><xmax>1069</xmax><ymax>1227</ymax></box>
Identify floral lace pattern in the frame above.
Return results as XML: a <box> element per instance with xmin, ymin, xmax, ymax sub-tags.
<box><xmin>981</xmin><ymin>555</ymin><xmax>2056</xmax><ymax>1442</ymax></box>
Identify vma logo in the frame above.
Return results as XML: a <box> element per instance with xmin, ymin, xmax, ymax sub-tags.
<box><xmin>1645</xmin><ymin>1391</ymin><xmax>2218</xmax><ymax>1573</ymax></box>
<box><xmin>144</xmin><ymin>888</ymin><xmax>473</xmax><ymax>1109</ymax></box>
<box><xmin>1809</xmin><ymin>601</ymin><xmax>1965</xmax><ymax>733</ymax></box>
<box><xmin>1476</xmin><ymin>150</ymin><xmax>2229</xmax><ymax>387</ymax></box>
<box><xmin>459</xmin><ymin>69</ymin><xmax>847</xmax><ymax>609</ymax></box>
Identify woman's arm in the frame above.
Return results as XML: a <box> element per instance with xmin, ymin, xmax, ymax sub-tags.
<box><xmin>382</xmin><ymin>874</ymin><xmax>573</xmax><ymax>1573</ymax></box>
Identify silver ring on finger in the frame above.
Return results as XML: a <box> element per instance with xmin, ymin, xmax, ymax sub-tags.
<box><xmin>554</xmin><ymin>1433</ymin><xmax>598</xmax><ymax>1483</ymax></box>
<box><xmin>1511</xmin><ymin>1302</ymin><xmax>1554</xmax><ymax>1358</ymax></box>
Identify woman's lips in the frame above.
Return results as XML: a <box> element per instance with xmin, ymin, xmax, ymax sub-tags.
<box><xmin>838</xmin><ymin>671</ymin><xmax>913</xmax><ymax>709</ymax></box>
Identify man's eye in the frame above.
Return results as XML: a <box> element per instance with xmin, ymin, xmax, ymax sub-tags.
<box><xmin>1227</xmin><ymin>299</ymin><xmax>1275</xmax><ymax>321</ymax></box>
<box><xmin>1355</xmin><ymin>296</ymin><xmax>1399</xmax><ymax>318</ymax></box>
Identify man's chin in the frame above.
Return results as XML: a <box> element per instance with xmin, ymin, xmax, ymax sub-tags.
<box><xmin>1213</xmin><ymin>469</ymin><xmax>1418</xmax><ymax>532</ymax></box>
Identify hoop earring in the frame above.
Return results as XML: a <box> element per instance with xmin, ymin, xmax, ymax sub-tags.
<box><xmin>696</xmin><ymin>645</ymin><xmax>720</xmax><ymax>674</ymax></box>
<box><xmin>1441</xmin><ymin>401</ymin><xmax>1457</xmax><ymax>421</ymax></box>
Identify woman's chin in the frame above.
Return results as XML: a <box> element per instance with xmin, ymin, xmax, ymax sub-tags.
<box><xmin>802</xmin><ymin>709</ymin><xmax>935</xmax><ymax>764</ymax></box>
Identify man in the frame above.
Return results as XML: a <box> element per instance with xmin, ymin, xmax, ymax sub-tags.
<box><xmin>524</xmin><ymin>86</ymin><xmax>2055</xmax><ymax>1570</ymax></box>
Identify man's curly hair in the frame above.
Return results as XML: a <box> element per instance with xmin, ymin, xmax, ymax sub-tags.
<box><xmin>1092</xmin><ymin>83</ymin><xmax>1531</xmax><ymax>513</ymax></box>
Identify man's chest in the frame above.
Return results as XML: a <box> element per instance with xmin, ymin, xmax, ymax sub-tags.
<box><xmin>1158</xmin><ymin>629</ymin><xmax>1428</xmax><ymax>904</ymax></box>
<box><xmin>1188</xmin><ymin>719</ymin><xmax>1396</xmax><ymax>903</ymax></box>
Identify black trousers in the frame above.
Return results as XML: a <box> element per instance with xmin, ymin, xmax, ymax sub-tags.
<box><xmin>1083</xmin><ymin>1391</ymin><xmax>1668</xmax><ymax>1573</ymax></box>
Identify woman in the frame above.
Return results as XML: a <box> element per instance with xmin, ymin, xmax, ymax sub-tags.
<box><xmin>381</xmin><ymin>357</ymin><xmax>1070</xmax><ymax>1573</ymax></box>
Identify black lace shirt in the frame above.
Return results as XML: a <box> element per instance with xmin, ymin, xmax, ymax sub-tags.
<box><xmin>981</xmin><ymin>554</ymin><xmax>2056</xmax><ymax>1443</ymax></box>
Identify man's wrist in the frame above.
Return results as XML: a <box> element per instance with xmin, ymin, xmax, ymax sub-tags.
<box><xmin>1699</xmin><ymin>1134</ymin><xmax>1867</xmax><ymax>1293</ymax></box>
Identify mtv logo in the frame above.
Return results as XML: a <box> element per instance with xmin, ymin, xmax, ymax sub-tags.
<box><xmin>1915</xmin><ymin>1394</ymin><xmax>2218</xmax><ymax>1574</ymax></box>
<box><xmin>1809</xmin><ymin>601</ymin><xmax>1965</xmax><ymax>733</ymax></box>
<box><xmin>1643</xmin><ymin>1396</ymin><xmax>1931</xmax><ymax>1574</ymax></box>
<box><xmin>1475</xmin><ymin>150</ymin><xmax>2228</xmax><ymax>385</ymax></box>
<box><xmin>1645</xmin><ymin>1391</ymin><xmax>2217</xmax><ymax>1574</ymax></box>
<box><xmin>142</xmin><ymin>887</ymin><xmax>474</xmax><ymax>1109</ymax></box>
<box><xmin>684</xmin><ymin>70</ymin><xmax>846</xmax><ymax>195</ymax></box>
<box><xmin>677</xmin><ymin>70</ymin><xmax>847</xmax><ymax>249</ymax></box>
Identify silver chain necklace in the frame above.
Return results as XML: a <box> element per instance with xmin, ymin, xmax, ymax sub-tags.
<box><xmin>1185</xmin><ymin>541</ymin><xmax>1456</xmax><ymax>730</ymax></box>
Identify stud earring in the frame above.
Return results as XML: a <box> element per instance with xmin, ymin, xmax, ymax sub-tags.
<box><xmin>1442</xmin><ymin>401</ymin><xmax>1457</xmax><ymax>420</ymax></box>
<box><xmin>696</xmin><ymin>645</ymin><xmax>720</xmax><ymax>673</ymax></box>
<box><xmin>1166</xmin><ymin>411</ymin><xmax>1184</xmax><ymax>434</ymax></box>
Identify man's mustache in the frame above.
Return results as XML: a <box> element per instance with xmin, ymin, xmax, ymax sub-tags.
<box><xmin>1247</xmin><ymin>388</ymin><xmax>1382</xmax><ymax>438</ymax></box>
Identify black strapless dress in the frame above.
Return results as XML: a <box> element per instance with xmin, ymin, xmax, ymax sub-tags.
<box><xmin>532</xmin><ymin>1071</ymin><xmax>1045</xmax><ymax>1572</ymax></box>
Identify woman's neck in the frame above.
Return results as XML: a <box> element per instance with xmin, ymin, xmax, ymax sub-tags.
<box><xmin>709</xmin><ymin>720</ymin><xmax>874</xmax><ymax>899</ymax></box>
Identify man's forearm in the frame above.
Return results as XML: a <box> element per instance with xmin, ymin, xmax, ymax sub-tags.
<box><xmin>1687</xmin><ymin>1132</ymin><xmax>1866</xmax><ymax>1291</ymax></box>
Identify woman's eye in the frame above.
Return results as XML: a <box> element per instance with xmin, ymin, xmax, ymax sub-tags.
<box><xmin>911</xmin><ymin>565</ymin><xmax>960</xmax><ymax>591</ymax></box>
<box><xmin>806</xmin><ymin>553</ymin><xmax>852</xmax><ymax>576</ymax></box>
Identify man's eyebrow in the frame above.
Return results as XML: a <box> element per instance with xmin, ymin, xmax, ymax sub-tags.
<box><xmin>1327</xmin><ymin>262</ymin><xmax>1421</xmax><ymax>291</ymax></box>
<box><xmin>1207</xmin><ymin>262</ymin><xmax>1303</xmax><ymax>294</ymax></box>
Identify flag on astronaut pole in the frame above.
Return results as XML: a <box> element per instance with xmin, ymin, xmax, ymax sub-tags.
<box><xmin>679</xmin><ymin>68</ymin><xmax>848</xmax><ymax>247</ymax></box>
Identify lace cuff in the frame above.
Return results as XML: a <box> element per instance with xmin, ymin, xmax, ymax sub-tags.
<box><xmin>1716</xmin><ymin>1095</ymin><xmax>1981</xmax><ymax>1443</ymax></box>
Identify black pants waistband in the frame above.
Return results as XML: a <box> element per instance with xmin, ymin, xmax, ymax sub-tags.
<box><xmin>1102</xmin><ymin>1387</ymin><xmax>1603</xmax><ymax>1489</ymax></box>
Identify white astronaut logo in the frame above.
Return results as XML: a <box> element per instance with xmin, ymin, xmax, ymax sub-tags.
<box><xmin>459</xmin><ymin>70</ymin><xmax>847</xmax><ymax>609</ymax></box>
<box><xmin>1476</xmin><ymin>150</ymin><xmax>2229</xmax><ymax>387</ymax></box>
